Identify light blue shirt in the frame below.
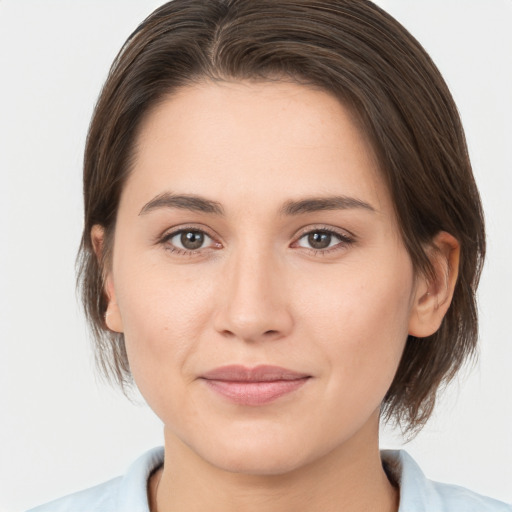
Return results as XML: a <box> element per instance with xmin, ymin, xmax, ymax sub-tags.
<box><xmin>28</xmin><ymin>447</ymin><xmax>511</xmax><ymax>511</ymax></box>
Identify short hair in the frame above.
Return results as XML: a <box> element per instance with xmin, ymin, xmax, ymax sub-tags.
<box><xmin>77</xmin><ymin>0</ymin><xmax>485</xmax><ymax>435</ymax></box>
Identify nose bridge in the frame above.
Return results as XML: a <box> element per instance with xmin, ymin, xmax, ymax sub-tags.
<box><xmin>214</xmin><ymin>239</ymin><xmax>292</xmax><ymax>342</ymax></box>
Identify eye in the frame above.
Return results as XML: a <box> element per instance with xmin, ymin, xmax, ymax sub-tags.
<box><xmin>295</xmin><ymin>229</ymin><xmax>353</xmax><ymax>252</ymax></box>
<box><xmin>162</xmin><ymin>228</ymin><xmax>217</xmax><ymax>254</ymax></box>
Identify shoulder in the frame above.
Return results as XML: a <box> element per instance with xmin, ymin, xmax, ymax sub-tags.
<box><xmin>427</xmin><ymin>480</ymin><xmax>512</xmax><ymax>511</ymax></box>
<box><xmin>381</xmin><ymin>449</ymin><xmax>511</xmax><ymax>512</ymax></box>
<box><xmin>27</xmin><ymin>477</ymin><xmax>121</xmax><ymax>512</ymax></box>
<box><xmin>27</xmin><ymin>447</ymin><xmax>165</xmax><ymax>512</ymax></box>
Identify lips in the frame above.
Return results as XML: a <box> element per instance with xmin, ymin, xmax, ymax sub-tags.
<box><xmin>200</xmin><ymin>365</ymin><xmax>311</xmax><ymax>405</ymax></box>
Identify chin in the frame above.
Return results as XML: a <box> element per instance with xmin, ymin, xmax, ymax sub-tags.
<box><xmin>189</xmin><ymin>426</ymin><xmax>329</xmax><ymax>476</ymax></box>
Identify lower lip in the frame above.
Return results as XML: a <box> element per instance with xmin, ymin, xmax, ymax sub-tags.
<box><xmin>202</xmin><ymin>378</ymin><xmax>310</xmax><ymax>405</ymax></box>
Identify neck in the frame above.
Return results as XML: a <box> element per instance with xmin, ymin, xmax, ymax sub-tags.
<box><xmin>151</xmin><ymin>417</ymin><xmax>398</xmax><ymax>512</ymax></box>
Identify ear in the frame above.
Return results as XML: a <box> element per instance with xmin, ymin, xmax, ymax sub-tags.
<box><xmin>408</xmin><ymin>231</ymin><xmax>460</xmax><ymax>338</ymax></box>
<box><xmin>91</xmin><ymin>225</ymin><xmax>124</xmax><ymax>333</ymax></box>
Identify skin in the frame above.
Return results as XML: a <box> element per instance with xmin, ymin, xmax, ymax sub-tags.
<box><xmin>93</xmin><ymin>80</ymin><xmax>459</xmax><ymax>512</ymax></box>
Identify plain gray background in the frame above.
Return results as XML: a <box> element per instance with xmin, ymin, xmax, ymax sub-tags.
<box><xmin>1</xmin><ymin>1</ymin><xmax>511</xmax><ymax>511</ymax></box>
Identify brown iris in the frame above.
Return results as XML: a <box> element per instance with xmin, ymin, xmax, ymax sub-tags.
<box><xmin>180</xmin><ymin>231</ymin><xmax>205</xmax><ymax>250</ymax></box>
<box><xmin>308</xmin><ymin>232</ymin><xmax>332</xmax><ymax>249</ymax></box>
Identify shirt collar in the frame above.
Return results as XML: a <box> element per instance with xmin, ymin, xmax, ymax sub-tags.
<box><xmin>116</xmin><ymin>446</ymin><xmax>164</xmax><ymax>512</ymax></box>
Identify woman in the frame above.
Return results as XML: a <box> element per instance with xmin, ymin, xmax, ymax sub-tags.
<box><xmin>27</xmin><ymin>0</ymin><xmax>510</xmax><ymax>511</ymax></box>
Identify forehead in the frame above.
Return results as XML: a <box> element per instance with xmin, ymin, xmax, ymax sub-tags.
<box><xmin>124</xmin><ymin>80</ymin><xmax>390</xmax><ymax>215</ymax></box>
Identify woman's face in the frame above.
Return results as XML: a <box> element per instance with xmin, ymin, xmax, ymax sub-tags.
<box><xmin>103</xmin><ymin>80</ymin><xmax>423</xmax><ymax>474</ymax></box>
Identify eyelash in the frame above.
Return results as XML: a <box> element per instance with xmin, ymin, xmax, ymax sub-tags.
<box><xmin>292</xmin><ymin>226</ymin><xmax>354</xmax><ymax>256</ymax></box>
<box><xmin>158</xmin><ymin>225</ymin><xmax>355</xmax><ymax>257</ymax></box>
<box><xmin>159</xmin><ymin>225</ymin><xmax>220</xmax><ymax>257</ymax></box>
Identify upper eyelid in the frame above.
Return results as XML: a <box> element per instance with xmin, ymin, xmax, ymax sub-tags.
<box><xmin>159</xmin><ymin>224</ymin><xmax>218</xmax><ymax>241</ymax></box>
<box><xmin>293</xmin><ymin>224</ymin><xmax>356</xmax><ymax>241</ymax></box>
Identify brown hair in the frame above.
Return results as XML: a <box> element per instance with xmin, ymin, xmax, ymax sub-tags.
<box><xmin>77</xmin><ymin>0</ymin><xmax>485</xmax><ymax>435</ymax></box>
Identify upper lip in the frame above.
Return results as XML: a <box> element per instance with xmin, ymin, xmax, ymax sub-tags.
<box><xmin>200</xmin><ymin>365</ymin><xmax>310</xmax><ymax>382</ymax></box>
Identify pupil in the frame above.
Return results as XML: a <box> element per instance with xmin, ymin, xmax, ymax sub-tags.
<box><xmin>308</xmin><ymin>232</ymin><xmax>331</xmax><ymax>249</ymax></box>
<box><xmin>181</xmin><ymin>231</ymin><xmax>204</xmax><ymax>250</ymax></box>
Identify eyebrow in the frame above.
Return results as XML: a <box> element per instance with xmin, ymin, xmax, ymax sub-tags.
<box><xmin>139</xmin><ymin>192</ymin><xmax>224</xmax><ymax>216</ymax></box>
<box><xmin>138</xmin><ymin>192</ymin><xmax>376</xmax><ymax>217</ymax></box>
<box><xmin>280</xmin><ymin>196</ymin><xmax>376</xmax><ymax>216</ymax></box>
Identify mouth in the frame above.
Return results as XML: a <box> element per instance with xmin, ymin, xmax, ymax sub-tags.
<box><xmin>200</xmin><ymin>365</ymin><xmax>311</xmax><ymax>406</ymax></box>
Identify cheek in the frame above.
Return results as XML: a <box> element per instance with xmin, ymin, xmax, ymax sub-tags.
<box><xmin>114</xmin><ymin>260</ymin><xmax>217</xmax><ymax>394</ymax></box>
<box><xmin>297</xmin><ymin>254</ymin><xmax>414</xmax><ymax>390</ymax></box>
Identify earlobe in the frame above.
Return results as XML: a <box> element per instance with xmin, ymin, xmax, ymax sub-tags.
<box><xmin>103</xmin><ymin>276</ymin><xmax>124</xmax><ymax>333</ymax></box>
<box><xmin>91</xmin><ymin>224</ymin><xmax>124</xmax><ymax>333</ymax></box>
<box><xmin>408</xmin><ymin>231</ymin><xmax>460</xmax><ymax>338</ymax></box>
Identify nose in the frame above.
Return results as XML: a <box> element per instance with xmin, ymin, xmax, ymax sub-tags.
<box><xmin>213</xmin><ymin>247</ymin><xmax>294</xmax><ymax>343</ymax></box>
